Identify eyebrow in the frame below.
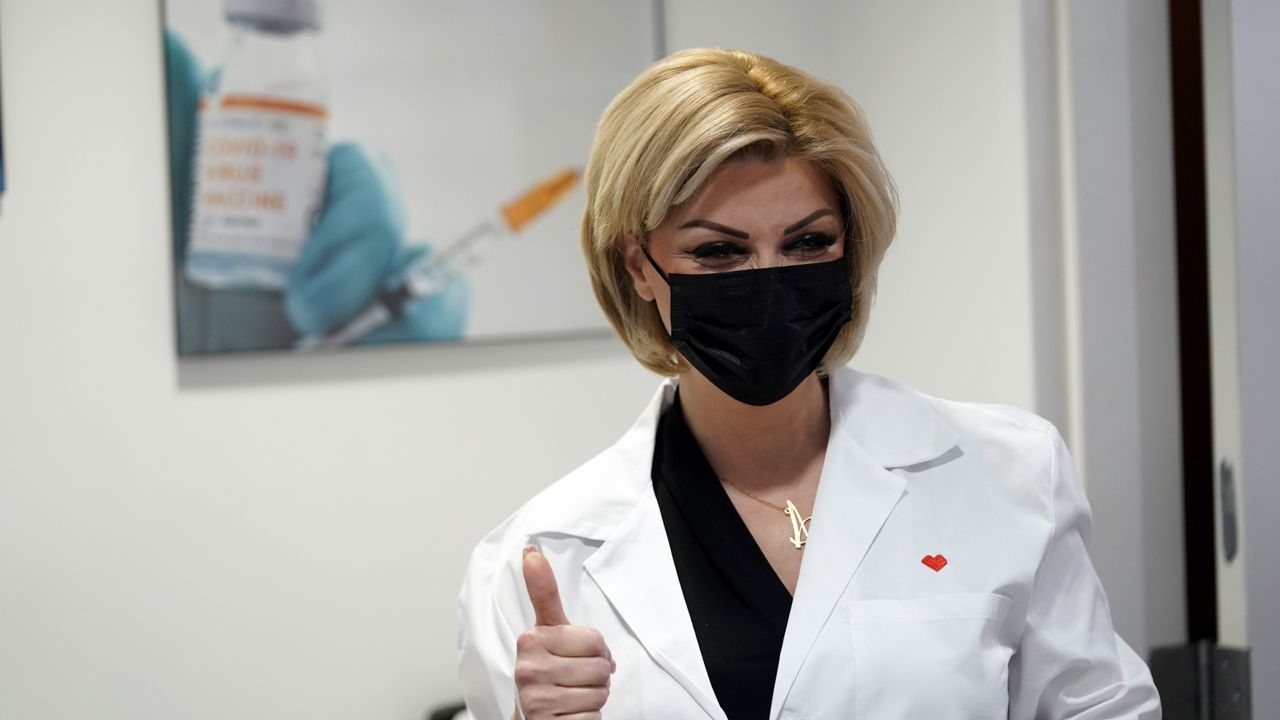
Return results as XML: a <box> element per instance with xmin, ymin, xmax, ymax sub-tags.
<box><xmin>678</xmin><ymin>208</ymin><xmax>835</xmax><ymax>239</ymax></box>
<box><xmin>678</xmin><ymin>219</ymin><xmax>749</xmax><ymax>239</ymax></box>
<box><xmin>784</xmin><ymin>209</ymin><xmax>835</xmax><ymax>234</ymax></box>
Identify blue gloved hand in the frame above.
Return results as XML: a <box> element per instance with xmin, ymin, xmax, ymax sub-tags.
<box><xmin>165</xmin><ymin>29</ymin><xmax>468</xmax><ymax>354</ymax></box>
<box><xmin>284</xmin><ymin>144</ymin><xmax>468</xmax><ymax>344</ymax></box>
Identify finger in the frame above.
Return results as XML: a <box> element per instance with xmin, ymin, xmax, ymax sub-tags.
<box><xmin>546</xmin><ymin>686</ymin><xmax>609</xmax><ymax>715</ymax></box>
<box><xmin>545</xmin><ymin>655</ymin><xmax>614</xmax><ymax>688</ymax></box>
<box><xmin>516</xmin><ymin>680</ymin><xmax>606</xmax><ymax>717</ymax></box>
<box><xmin>536</xmin><ymin>625</ymin><xmax>610</xmax><ymax>659</ymax></box>
<box><xmin>523</xmin><ymin>548</ymin><xmax>569</xmax><ymax>627</ymax></box>
<box><xmin>590</xmin><ymin>630</ymin><xmax>615</xmax><ymax>672</ymax></box>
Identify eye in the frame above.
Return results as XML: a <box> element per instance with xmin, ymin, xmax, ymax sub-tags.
<box><xmin>785</xmin><ymin>232</ymin><xmax>838</xmax><ymax>257</ymax></box>
<box><xmin>690</xmin><ymin>240</ymin><xmax>749</xmax><ymax>269</ymax></box>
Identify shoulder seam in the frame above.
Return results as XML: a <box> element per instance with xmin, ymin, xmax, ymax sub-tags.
<box><xmin>928</xmin><ymin>395</ymin><xmax>1053</xmax><ymax>435</ymax></box>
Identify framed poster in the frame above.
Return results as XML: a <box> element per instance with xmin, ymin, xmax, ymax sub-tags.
<box><xmin>163</xmin><ymin>0</ymin><xmax>659</xmax><ymax>355</ymax></box>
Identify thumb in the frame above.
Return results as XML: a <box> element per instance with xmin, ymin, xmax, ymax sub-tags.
<box><xmin>522</xmin><ymin>547</ymin><xmax>569</xmax><ymax>627</ymax></box>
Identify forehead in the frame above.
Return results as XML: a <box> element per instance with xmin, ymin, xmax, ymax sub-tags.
<box><xmin>669</xmin><ymin>156</ymin><xmax>841</xmax><ymax>227</ymax></box>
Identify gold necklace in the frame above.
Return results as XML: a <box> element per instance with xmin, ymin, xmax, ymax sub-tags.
<box><xmin>721</xmin><ymin>478</ymin><xmax>812</xmax><ymax>549</ymax></box>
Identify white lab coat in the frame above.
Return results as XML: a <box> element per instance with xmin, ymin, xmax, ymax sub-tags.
<box><xmin>457</xmin><ymin>367</ymin><xmax>1161</xmax><ymax>719</ymax></box>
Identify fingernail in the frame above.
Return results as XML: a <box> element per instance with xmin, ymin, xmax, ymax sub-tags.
<box><xmin>523</xmin><ymin>546</ymin><xmax>535</xmax><ymax>557</ymax></box>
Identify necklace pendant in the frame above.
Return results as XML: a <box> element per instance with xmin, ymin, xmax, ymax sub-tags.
<box><xmin>784</xmin><ymin>500</ymin><xmax>812</xmax><ymax>549</ymax></box>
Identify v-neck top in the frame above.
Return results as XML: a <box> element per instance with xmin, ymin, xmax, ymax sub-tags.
<box><xmin>650</xmin><ymin>388</ymin><xmax>794</xmax><ymax>720</ymax></box>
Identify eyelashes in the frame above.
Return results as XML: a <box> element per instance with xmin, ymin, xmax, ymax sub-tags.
<box><xmin>691</xmin><ymin>241</ymin><xmax>749</xmax><ymax>260</ymax></box>
<box><xmin>787</xmin><ymin>232</ymin><xmax>838</xmax><ymax>253</ymax></box>
<box><xmin>689</xmin><ymin>233</ymin><xmax>838</xmax><ymax>264</ymax></box>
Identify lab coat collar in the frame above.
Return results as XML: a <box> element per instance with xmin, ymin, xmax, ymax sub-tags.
<box><xmin>521</xmin><ymin>366</ymin><xmax>959</xmax><ymax>543</ymax></box>
<box><xmin>829</xmin><ymin>365</ymin><xmax>960</xmax><ymax>469</ymax></box>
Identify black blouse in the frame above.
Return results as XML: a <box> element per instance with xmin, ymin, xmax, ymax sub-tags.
<box><xmin>650</xmin><ymin>389</ymin><xmax>794</xmax><ymax>720</ymax></box>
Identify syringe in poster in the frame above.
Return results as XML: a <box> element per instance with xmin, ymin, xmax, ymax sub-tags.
<box><xmin>297</xmin><ymin>167</ymin><xmax>580</xmax><ymax>350</ymax></box>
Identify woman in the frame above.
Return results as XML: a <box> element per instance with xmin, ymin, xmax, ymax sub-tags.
<box><xmin>458</xmin><ymin>48</ymin><xmax>1160</xmax><ymax>720</ymax></box>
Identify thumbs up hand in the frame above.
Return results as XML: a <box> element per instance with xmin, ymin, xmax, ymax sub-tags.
<box><xmin>513</xmin><ymin>548</ymin><xmax>614</xmax><ymax>719</ymax></box>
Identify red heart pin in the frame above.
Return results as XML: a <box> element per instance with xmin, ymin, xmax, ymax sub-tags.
<box><xmin>921</xmin><ymin>554</ymin><xmax>948</xmax><ymax>572</ymax></box>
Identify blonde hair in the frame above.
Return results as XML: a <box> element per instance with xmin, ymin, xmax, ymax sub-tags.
<box><xmin>581</xmin><ymin>48</ymin><xmax>898</xmax><ymax>376</ymax></box>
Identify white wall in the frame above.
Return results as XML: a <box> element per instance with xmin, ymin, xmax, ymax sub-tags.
<box><xmin>1202</xmin><ymin>0</ymin><xmax>1280</xmax><ymax>701</ymax></box>
<box><xmin>1228</xmin><ymin>0</ymin><xmax>1280</xmax><ymax>705</ymax></box>
<box><xmin>1060</xmin><ymin>0</ymin><xmax>1186</xmax><ymax>654</ymax></box>
<box><xmin>1125</xmin><ymin>0</ymin><xmax>1188</xmax><ymax>654</ymax></box>
<box><xmin>0</xmin><ymin>1</ymin><xmax>1178</xmax><ymax>717</ymax></box>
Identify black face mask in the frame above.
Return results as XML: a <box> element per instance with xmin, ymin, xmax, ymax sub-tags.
<box><xmin>643</xmin><ymin>246</ymin><xmax>853</xmax><ymax>406</ymax></box>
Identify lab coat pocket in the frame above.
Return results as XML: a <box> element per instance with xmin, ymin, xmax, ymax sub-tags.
<box><xmin>847</xmin><ymin>593</ymin><xmax>1014</xmax><ymax>719</ymax></box>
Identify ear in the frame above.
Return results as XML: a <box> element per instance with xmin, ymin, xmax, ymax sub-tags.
<box><xmin>622</xmin><ymin>234</ymin><xmax>658</xmax><ymax>302</ymax></box>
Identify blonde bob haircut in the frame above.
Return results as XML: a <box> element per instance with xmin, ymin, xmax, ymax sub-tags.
<box><xmin>581</xmin><ymin>47</ymin><xmax>898</xmax><ymax>377</ymax></box>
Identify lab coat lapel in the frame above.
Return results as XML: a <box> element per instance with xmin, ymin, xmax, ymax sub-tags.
<box><xmin>768</xmin><ymin>428</ymin><xmax>906</xmax><ymax>720</ymax></box>
<box><xmin>764</xmin><ymin>369</ymin><xmax>960</xmax><ymax>719</ymax></box>
<box><xmin>529</xmin><ymin>380</ymin><xmax>724</xmax><ymax>716</ymax></box>
<box><xmin>583</xmin><ymin>488</ymin><xmax>729</xmax><ymax>720</ymax></box>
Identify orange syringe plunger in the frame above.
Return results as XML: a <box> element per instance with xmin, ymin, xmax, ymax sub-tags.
<box><xmin>501</xmin><ymin>168</ymin><xmax>581</xmax><ymax>234</ymax></box>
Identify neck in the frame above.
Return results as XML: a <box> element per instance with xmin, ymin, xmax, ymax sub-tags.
<box><xmin>678</xmin><ymin>370</ymin><xmax>831</xmax><ymax>493</ymax></box>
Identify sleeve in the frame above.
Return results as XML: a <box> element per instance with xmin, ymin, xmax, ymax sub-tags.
<box><xmin>1007</xmin><ymin>425</ymin><xmax>1162</xmax><ymax>719</ymax></box>
<box><xmin>457</xmin><ymin>532</ymin><xmax>527</xmax><ymax>720</ymax></box>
